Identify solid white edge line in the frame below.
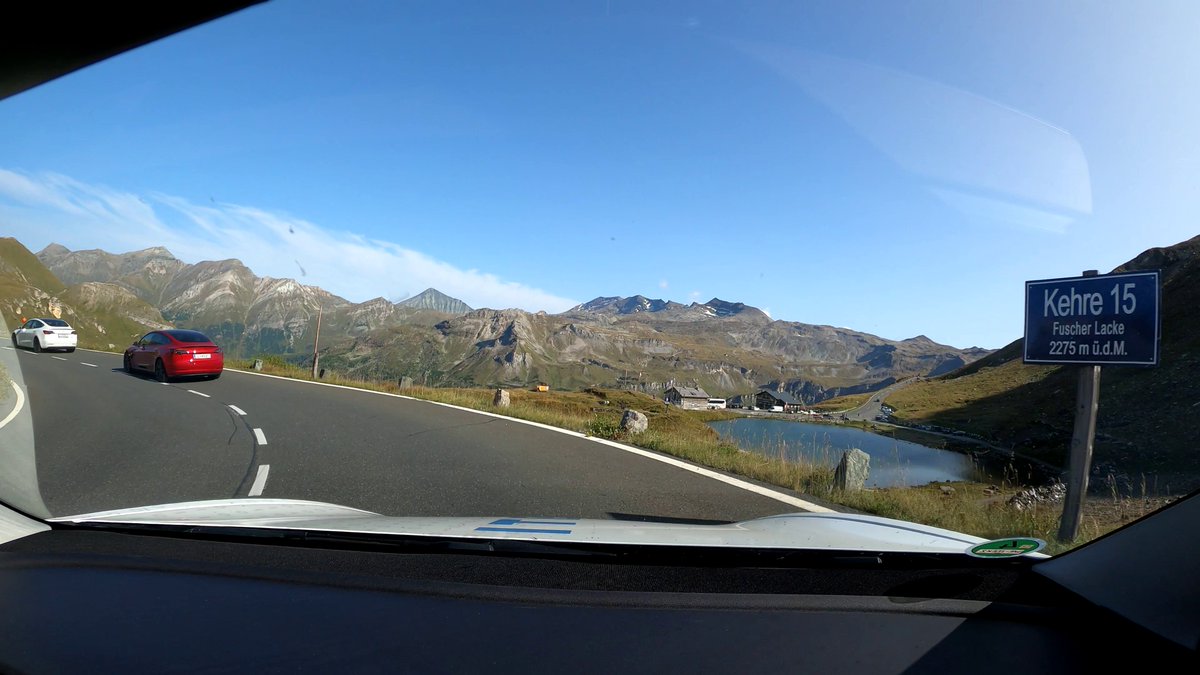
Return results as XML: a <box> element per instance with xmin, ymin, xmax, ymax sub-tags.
<box><xmin>248</xmin><ymin>464</ymin><xmax>270</xmax><ymax>497</ymax></box>
<box><xmin>186</xmin><ymin>389</ymin><xmax>211</xmax><ymax>398</ymax></box>
<box><xmin>0</xmin><ymin>380</ymin><xmax>26</xmax><ymax>430</ymax></box>
<box><xmin>253</xmin><ymin>428</ymin><xmax>267</xmax><ymax>445</ymax></box>
<box><xmin>228</xmin><ymin>404</ymin><xmax>247</xmax><ymax>415</ymax></box>
<box><xmin>51</xmin><ymin>356</ymin><xmax>67</xmax><ymax>361</ymax></box>
<box><xmin>61</xmin><ymin>352</ymin><xmax>831</xmax><ymax>513</ymax></box>
<box><xmin>224</xmin><ymin>368</ymin><xmax>833</xmax><ymax>513</ymax></box>
<box><xmin>80</xmin><ymin>362</ymin><xmax>97</xmax><ymax>368</ymax></box>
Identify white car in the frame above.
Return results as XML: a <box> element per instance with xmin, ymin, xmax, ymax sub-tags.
<box><xmin>11</xmin><ymin>318</ymin><xmax>77</xmax><ymax>353</ymax></box>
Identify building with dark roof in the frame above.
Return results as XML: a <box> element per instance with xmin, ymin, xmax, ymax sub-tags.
<box><xmin>756</xmin><ymin>389</ymin><xmax>804</xmax><ymax>413</ymax></box>
<box><xmin>664</xmin><ymin>385</ymin><xmax>711</xmax><ymax>411</ymax></box>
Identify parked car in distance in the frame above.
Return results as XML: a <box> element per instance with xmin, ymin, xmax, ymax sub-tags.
<box><xmin>123</xmin><ymin>329</ymin><xmax>224</xmax><ymax>382</ymax></box>
<box><xmin>11</xmin><ymin>318</ymin><xmax>77</xmax><ymax>352</ymax></box>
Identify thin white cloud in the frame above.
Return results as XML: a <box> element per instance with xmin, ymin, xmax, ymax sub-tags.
<box><xmin>0</xmin><ymin>169</ymin><xmax>577</xmax><ymax>312</ymax></box>
<box><xmin>658</xmin><ymin>279</ymin><xmax>669</xmax><ymax>289</ymax></box>
<box><xmin>688</xmin><ymin>290</ymin><xmax>702</xmax><ymax>301</ymax></box>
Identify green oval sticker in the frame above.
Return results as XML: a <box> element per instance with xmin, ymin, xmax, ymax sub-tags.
<box><xmin>966</xmin><ymin>538</ymin><xmax>1046</xmax><ymax>558</ymax></box>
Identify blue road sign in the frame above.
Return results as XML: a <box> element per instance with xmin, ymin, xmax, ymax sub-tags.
<box><xmin>1024</xmin><ymin>271</ymin><xmax>1159</xmax><ymax>366</ymax></box>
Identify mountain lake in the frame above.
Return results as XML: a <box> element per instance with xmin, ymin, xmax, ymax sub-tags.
<box><xmin>708</xmin><ymin>418</ymin><xmax>982</xmax><ymax>488</ymax></box>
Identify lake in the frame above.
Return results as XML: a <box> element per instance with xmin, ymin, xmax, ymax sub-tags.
<box><xmin>709</xmin><ymin>418</ymin><xmax>980</xmax><ymax>488</ymax></box>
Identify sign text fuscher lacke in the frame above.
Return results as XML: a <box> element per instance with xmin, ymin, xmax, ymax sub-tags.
<box><xmin>1024</xmin><ymin>271</ymin><xmax>1160</xmax><ymax>366</ymax></box>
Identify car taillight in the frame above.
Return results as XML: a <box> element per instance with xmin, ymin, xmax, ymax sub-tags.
<box><xmin>42</xmin><ymin>330</ymin><xmax>53</xmax><ymax>335</ymax></box>
<box><xmin>215</xmin><ymin>347</ymin><xmax>222</xmax><ymax>354</ymax></box>
<box><xmin>71</xmin><ymin>330</ymin><xmax>77</xmax><ymax>335</ymax></box>
<box><xmin>173</xmin><ymin>349</ymin><xmax>190</xmax><ymax>356</ymax></box>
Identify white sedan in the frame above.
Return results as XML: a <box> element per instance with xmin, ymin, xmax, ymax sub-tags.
<box><xmin>11</xmin><ymin>318</ymin><xmax>77</xmax><ymax>353</ymax></box>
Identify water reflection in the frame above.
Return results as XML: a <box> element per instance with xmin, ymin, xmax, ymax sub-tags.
<box><xmin>709</xmin><ymin>418</ymin><xmax>980</xmax><ymax>488</ymax></box>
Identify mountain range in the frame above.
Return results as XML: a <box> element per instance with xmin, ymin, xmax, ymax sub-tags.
<box><xmin>2</xmin><ymin>238</ymin><xmax>989</xmax><ymax>402</ymax></box>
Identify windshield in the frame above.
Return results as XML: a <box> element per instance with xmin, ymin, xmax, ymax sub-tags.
<box><xmin>0</xmin><ymin>1</ymin><xmax>1197</xmax><ymax>559</ymax></box>
<box><xmin>165</xmin><ymin>330</ymin><xmax>212</xmax><ymax>344</ymax></box>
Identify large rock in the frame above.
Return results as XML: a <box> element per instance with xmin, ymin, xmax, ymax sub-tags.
<box><xmin>620</xmin><ymin>409</ymin><xmax>649</xmax><ymax>434</ymax></box>
<box><xmin>493</xmin><ymin>389</ymin><xmax>510</xmax><ymax>407</ymax></box>
<box><xmin>833</xmin><ymin>448</ymin><xmax>870</xmax><ymax>491</ymax></box>
<box><xmin>398</xmin><ymin>376</ymin><xmax>414</xmax><ymax>389</ymax></box>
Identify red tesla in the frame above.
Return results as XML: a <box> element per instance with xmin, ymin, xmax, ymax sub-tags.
<box><xmin>124</xmin><ymin>329</ymin><xmax>224</xmax><ymax>381</ymax></box>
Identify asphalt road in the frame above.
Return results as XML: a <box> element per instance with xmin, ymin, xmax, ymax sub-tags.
<box><xmin>6</xmin><ymin>345</ymin><xmax>808</xmax><ymax>521</ymax></box>
<box><xmin>843</xmin><ymin>378</ymin><xmax>922</xmax><ymax>422</ymax></box>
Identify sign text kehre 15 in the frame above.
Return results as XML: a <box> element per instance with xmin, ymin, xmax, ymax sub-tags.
<box><xmin>1024</xmin><ymin>271</ymin><xmax>1159</xmax><ymax>365</ymax></box>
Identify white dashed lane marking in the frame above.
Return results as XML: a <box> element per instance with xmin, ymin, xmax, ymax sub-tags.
<box><xmin>228</xmin><ymin>405</ymin><xmax>247</xmax><ymax>416</ymax></box>
<box><xmin>51</xmin><ymin>356</ymin><xmax>67</xmax><ymax>361</ymax></box>
<box><xmin>248</xmin><ymin>464</ymin><xmax>270</xmax><ymax>496</ymax></box>
<box><xmin>80</xmin><ymin>362</ymin><xmax>97</xmax><ymax>368</ymax></box>
<box><xmin>187</xmin><ymin>389</ymin><xmax>211</xmax><ymax>398</ymax></box>
<box><xmin>253</xmin><ymin>428</ymin><xmax>268</xmax><ymax>445</ymax></box>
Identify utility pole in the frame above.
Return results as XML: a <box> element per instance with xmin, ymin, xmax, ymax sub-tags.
<box><xmin>310</xmin><ymin>304</ymin><xmax>323</xmax><ymax>379</ymax></box>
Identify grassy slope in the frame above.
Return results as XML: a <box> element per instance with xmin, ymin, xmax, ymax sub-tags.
<box><xmin>808</xmin><ymin>393</ymin><xmax>872</xmax><ymax>412</ymax></box>
<box><xmin>887</xmin><ymin>236</ymin><xmax>1200</xmax><ymax>489</ymax></box>
<box><xmin>59</xmin><ymin>284</ymin><xmax>169</xmax><ymax>350</ymax></box>
<box><xmin>0</xmin><ymin>238</ymin><xmax>66</xmax><ymax>295</ymax></box>
<box><xmin>0</xmin><ymin>239</ymin><xmax>167</xmax><ymax>349</ymax></box>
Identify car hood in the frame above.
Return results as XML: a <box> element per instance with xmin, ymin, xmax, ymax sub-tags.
<box><xmin>49</xmin><ymin>498</ymin><xmax>998</xmax><ymax>555</ymax></box>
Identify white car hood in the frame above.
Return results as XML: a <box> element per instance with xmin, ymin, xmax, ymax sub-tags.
<box><xmin>50</xmin><ymin>498</ymin><xmax>993</xmax><ymax>555</ymax></box>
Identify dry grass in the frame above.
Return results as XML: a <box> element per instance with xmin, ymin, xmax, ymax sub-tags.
<box><xmin>238</xmin><ymin>357</ymin><xmax>1151</xmax><ymax>552</ymax></box>
<box><xmin>808</xmin><ymin>393</ymin><xmax>871</xmax><ymax>413</ymax></box>
<box><xmin>886</xmin><ymin>360</ymin><xmax>1054</xmax><ymax>430</ymax></box>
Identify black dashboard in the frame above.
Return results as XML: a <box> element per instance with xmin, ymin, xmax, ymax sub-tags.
<box><xmin>0</xmin><ymin>526</ymin><xmax>1189</xmax><ymax>674</ymax></box>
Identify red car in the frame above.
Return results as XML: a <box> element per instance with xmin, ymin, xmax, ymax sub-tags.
<box><xmin>124</xmin><ymin>329</ymin><xmax>224</xmax><ymax>381</ymax></box>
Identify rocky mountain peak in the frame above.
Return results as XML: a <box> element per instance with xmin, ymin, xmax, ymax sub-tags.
<box><xmin>569</xmin><ymin>295</ymin><xmax>684</xmax><ymax>315</ymax></box>
<box><xmin>395</xmin><ymin>288</ymin><xmax>472</xmax><ymax>314</ymax></box>
<box><xmin>38</xmin><ymin>243</ymin><xmax>71</xmax><ymax>257</ymax></box>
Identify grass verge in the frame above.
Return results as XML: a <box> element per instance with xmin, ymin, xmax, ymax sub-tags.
<box><xmin>808</xmin><ymin>393</ymin><xmax>871</xmax><ymax>413</ymax></box>
<box><xmin>238</xmin><ymin>357</ymin><xmax>1159</xmax><ymax>553</ymax></box>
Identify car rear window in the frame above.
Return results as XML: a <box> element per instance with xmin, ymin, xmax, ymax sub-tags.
<box><xmin>165</xmin><ymin>330</ymin><xmax>212</xmax><ymax>343</ymax></box>
<box><xmin>43</xmin><ymin>319</ymin><xmax>69</xmax><ymax>327</ymax></box>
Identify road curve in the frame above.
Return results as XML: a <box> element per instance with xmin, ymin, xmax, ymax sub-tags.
<box><xmin>10</xmin><ymin>346</ymin><xmax>808</xmax><ymax>522</ymax></box>
<box><xmin>844</xmin><ymin>378</ymin><xmax>922</xmax><ymax>422</ymax></box>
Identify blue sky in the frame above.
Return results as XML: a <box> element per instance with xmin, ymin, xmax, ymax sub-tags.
<box><xmin>2</xmin><ymin>1</ymin><xmax>1198</xmax><ymax>349</ymax></box>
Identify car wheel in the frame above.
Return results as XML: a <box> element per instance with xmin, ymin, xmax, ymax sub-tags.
<box><xmin>209</xmin><ymin>372</ymin><xmax>222</xmax><ymax>381</ymax></box>
<box><xmin>154</xmin><ymin>359</ymin><xmax>168</xmax><ymax>383</ymax></box>
<box><xmin>33</xmin><ymin>338</ymin><xmax>41</xmax><ymax>353</ymax></box>
<box><xmin>66</xmin><ymin>347</ymin><xmax>75</xmax><ymax>353</ymax></box>
<box><xmin>9</xmin><ymin>333</ymin><xmax>15</xmax><ymax>349</ymax></box>
<box><xmin>123</xmin><ymin>354</ymin><xmax>133</xmax><ymax>374</ymax></box>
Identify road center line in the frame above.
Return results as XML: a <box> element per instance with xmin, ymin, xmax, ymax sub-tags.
<box><xmin>80</xmin><ymin>362</ymin><xmax>97</xmax><ymax>368</ymax></box>
<box><xmin>187</xmin><ymin>389</ymin><xmax>211</xmax><ymax>398</ymax></box>
<box><xmin>51</xmin><ymin>356</ymin><xmax>67</xmax><ymax>361</ymax></box>
<box><xmin>228</xmin><ymin>404</ymin><xmax>247</xmax><ymax>415</ymax></box>
<box><xmin>253</xmin><ymin>428</ymin><xmax>268</xmax><ymax>445</ymax></box>
<box><xmin>248</xmin><ymin>464</ymin><xmax>270</xmax><ymax>496</ymax></box>
<box><xmin>1</xmin><ymin>346</ymin><xmax>11</xmax><ymax>350</ymax></box>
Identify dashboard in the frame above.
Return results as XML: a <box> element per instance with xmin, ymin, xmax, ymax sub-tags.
<box><xmin>0</xmin><ymin>526</ymin><xmax>1189</xmax><ymax>673</ymax></box>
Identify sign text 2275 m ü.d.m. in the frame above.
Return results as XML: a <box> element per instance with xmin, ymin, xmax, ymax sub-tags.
<box><xmin>1024</xmin><ymin>271</ymin><xmax>1160</xmax><ymax>366</ymax></box>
